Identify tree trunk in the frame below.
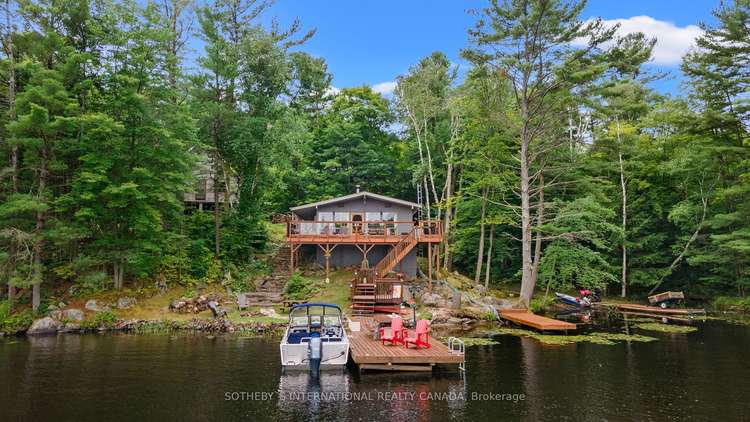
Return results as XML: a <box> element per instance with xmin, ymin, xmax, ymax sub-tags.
<box><xmin>518</xmin><ymin>132</ymin><xmax>534</xmax><ymax>307</ymax></box>
<box><xmin>474</xmin><ymin>187</ymin><xmax>488</xmax><ymax>284</ymax></box>
<box><xmin>113</xmin><ymin>261</ymin><xmax>125</xmax><ymax>290</ymax></box>
<box><xmin>617</xmin><ymin>117</ymin><xmax>628</xmax><ymax>297</ymax></box>
<box><xmin>530</xmin><ymin>172</ymin><xmax>545</xmax><ymax>289</ymax></box>
<box><xmin>442</xmin><ymin>159</ymin><xmax>454</xmax><ymax>270</ymax></box>
<box><xmin>31</xmin><ymin>139</ymin><xmax>49</xmax><ymax>312</ymax></box>
<box><xmin>213</xmin><ymin>152</ymin><xmax>221</xmax><ymax>258</ymax></box>
<box><xmin>222</xmin><ymin>158</ymin><xmax>232</xmax><ymax>211</ymax></box>
<box><xmin>484</xmin><ymin>224</ymin><xmax>494</xmax><ymax>288</ymax></box>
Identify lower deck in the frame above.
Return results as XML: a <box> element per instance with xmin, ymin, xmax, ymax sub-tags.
<box><xmin>348</xmin><ymin>317</ymin><xmax>464</xmax><ymax>371</ymax></box>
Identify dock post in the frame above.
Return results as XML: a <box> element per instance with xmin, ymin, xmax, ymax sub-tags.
<box><xmin>428</xmin><ymin>242</ymin><xmax>433</xmax><ymax>290</ymax></box>
<box><xmin>325</xmin><ymin>244</ymin><xmax>331</xmax><ymax>283</ymax></box>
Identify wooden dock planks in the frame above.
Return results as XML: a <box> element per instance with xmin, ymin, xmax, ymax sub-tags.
<box><xmin>602</xmin><ymin>303</ymin><xmax>706</xmax><ymax>315</ymax></box>
<box><xmin>499</xmin><ymin>309</ymin><xmax>577</xmax><ymax>331</ymax></box>
<box><xmin>348</xmin><ymin>317</ymin><xmax>464</xmax><ymax>365</ymax></box>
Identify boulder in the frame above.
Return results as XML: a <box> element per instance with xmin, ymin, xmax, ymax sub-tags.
<box><xmin>259</xmin><ymin>307</ymin><xmax>278</xmax><ymax>318</ymax></box>
<box><xmin>117</xmin><ymin>297</ymin><xmax>137</xmax><ymax>309</ymax></box>
<box><xmin>27</xmin><ymin>317</ymin><xmax>61</xmax><ymax>335</ymax></box>
<box><xmin>450</xmin><ymin>291</ymin><xmax>462</xmax><ymax>309</ymax></box>
<box><xmin>62</xmin><ymin>308</ymin><xmax>85</xmax><ymax>322</ymax></box>
<box><xmin>85</xmin><ymin>299</ymin><xmax>109</xmax><ymax>312</ymax></box>
<box><xmin>496</xmin><ymin>299</ymin><xmax>512</xmax><ymax>309</ymax></box>
<box><xmin>447</xmin><ymin>317</ymin><xmax>464</xmax><ymax>325</ymax></box>
<box><xmin>420</xmin><ymin>292</ymin><xmax>447</xmax><ymax>308</ymax></box>
<box><xmin>429</xmin><ymin>308</ymin><xmax>452</xmax><ymax>324</ymax></box>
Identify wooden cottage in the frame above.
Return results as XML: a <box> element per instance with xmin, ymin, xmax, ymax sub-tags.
<box><xmin>286</xmin><ymin>190</ymin><xmax>442</xmax><ymax>314</ymax></box>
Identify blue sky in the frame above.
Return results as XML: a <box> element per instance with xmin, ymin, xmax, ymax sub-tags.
<box><xmin>261</xmin><ymin>0</ymin><xmax>720</xmax><ymax>96</ymax></box>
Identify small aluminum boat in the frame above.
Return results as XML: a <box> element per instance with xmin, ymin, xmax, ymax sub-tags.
<box><xmin>280</xmin><ymin>303</ymin><xmax>349</xmax><ymax>372</ymax></box>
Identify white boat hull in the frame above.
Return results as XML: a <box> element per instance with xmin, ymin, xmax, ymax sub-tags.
<box><xmin>280</xmin><ymin>341</ymin><xmax>349</xmax><ymax>369</ymax></box>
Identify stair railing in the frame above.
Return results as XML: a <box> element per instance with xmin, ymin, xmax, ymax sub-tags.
<box><xmin>374</xmin><ymin>226</ymin><xmax>420</xmax><ymax>277</ymax></box>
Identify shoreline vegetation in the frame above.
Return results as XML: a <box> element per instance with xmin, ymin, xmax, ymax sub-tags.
<box><xmin>2</xmin><ymin>268</ymin><xmax>749</xmax><ymax>339</ymax></box>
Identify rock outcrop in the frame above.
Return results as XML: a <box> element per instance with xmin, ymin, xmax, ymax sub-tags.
<box><xmin>27</xmin><ymin>317</ymin><xmax>61</xmax><ymax>335</ymax></box>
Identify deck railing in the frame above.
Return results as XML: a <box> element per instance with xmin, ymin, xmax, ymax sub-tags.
<box><xmin>374</xmin><ymin>278</ymin><xmax>404</xmax><ymax>305</ymax></box>
<box><xmin>287</xmin><ymin>219</ymin><xmax>442</xmax><ymax>243</ymax></box>
<box><xmin>352</xmin><ymin>269</ymin><xmax>404</xmax><ymax>305</ymax></box>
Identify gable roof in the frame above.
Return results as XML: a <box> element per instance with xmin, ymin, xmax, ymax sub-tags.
<box><xmin>290</xmin><ymin>191</ymin><xmax>420</xmax><ymax>212</ymax></box>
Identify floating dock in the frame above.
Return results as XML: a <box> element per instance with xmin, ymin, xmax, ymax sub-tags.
<box><xmin>348</xmin><ymin>317</ymin><xmax>464</xmax><ymax>372</ymax></box>
<box><xmin>499</xmin><ymin>309</ymin><xmax>577</xmax><ymax>332</ymax></box>
<box><xmin>614</xmin><ymin>303</ymin><xmax>705</xmax><ymax>315</ymax></box>
<box><xmin>597</xmin><ymin>303</ymin><xmax>706</xmax><ymax>316</ymax></box>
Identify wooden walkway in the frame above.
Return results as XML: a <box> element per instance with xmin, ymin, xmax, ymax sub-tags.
<box><xmin>599</xmin><ymin>303</ymin><xmax>706</xmax><ymax>316</ymax></box>
<box><xmin>348</xmin><ymin>317</ymin><xmax>464</xmax><ymax>371</ymax></box>
<box><xmin>499</xmin><ymin>309</ymin><xmax>577</xmax><ymax>331</ymax></box>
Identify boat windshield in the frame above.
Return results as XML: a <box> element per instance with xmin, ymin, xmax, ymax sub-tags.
<box><xmin>288</xmin><ymin>305</ymin><xmax>342</xmax><ymax>332</ymax></box>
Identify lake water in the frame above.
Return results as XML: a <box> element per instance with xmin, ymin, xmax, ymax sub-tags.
<box><xmin>1</xmin><ymin>320</ymin><xmax>749</xmax><ymax>421</ymax></box>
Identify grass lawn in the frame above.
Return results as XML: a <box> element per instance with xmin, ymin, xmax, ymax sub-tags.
<box><xmin>303</xmin><ymin>269</ymin><xmax>353</xmax><ymax>310</ymax></box>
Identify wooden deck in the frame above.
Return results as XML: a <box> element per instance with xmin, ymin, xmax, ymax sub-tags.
<box><xmin>287</xmin><ymin>234</ymin><xmax>442</xmax><ymax>244</ymax></box>
<box><xmin>499</xmin><ymin>309</ymin><xmax>577</xmax><ymax>331</ymax></box>
<box><xmin>348</xmin><ymin>317</ymin><xmax>464</xmax><ymax>371</ymax></box>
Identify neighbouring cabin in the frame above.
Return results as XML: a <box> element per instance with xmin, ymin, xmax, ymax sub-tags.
<box><xmin>183</xmin><ymin>155</ymin><xmax>238</xmax><ymax>212</ymax></box>
<box><xmin>286</xmin><ymin>190</ymin><xmax>443</xmax><ymax>314</ymax></box>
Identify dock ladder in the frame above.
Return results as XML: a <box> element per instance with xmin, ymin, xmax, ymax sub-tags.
<box><xmin>447</xmin><ymin>337</ymin><xmax>466</xmax><ymax>372</ymax></box>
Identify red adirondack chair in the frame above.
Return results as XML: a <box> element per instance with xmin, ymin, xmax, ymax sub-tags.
<box><xmin>404</xmin><ymin>319</ymin><xmax>430</xmax><ymax>349</ymax></box>
<box><xmin>380</xmin><ymin>316</ymin><xmax>406</xmax><ymax>346</ymax></box>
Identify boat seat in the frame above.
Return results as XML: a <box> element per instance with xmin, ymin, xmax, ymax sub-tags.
<box><xmin>286</xmin><ymin>331</ymin><xmax>309</xmax><ymax>344</ymax></box>
<box><xmin>299</xmin><ymin>337</ymin><xmax>343</xmax><ymax>343</ymax></box>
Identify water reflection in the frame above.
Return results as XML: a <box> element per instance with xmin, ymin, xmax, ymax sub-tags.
<box><xmin>2</xmin><ymin>324</ymin><xmax>750</xmax><ymax>421</ymax></box>
<box><xmin>277</xmin><ymin>370</ymin><xmax>351</xmax><ymax>418</ymax></box>
<box><xmin>275</xmin><ymin>367</ymin><xmax>467</xmax><ymax>422</ymax></box>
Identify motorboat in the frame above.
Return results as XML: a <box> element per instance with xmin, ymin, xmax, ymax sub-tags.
<box><xmin>280</xmin><ymin>303</ymin><xmax>349</xmax><ymax>373</ymax></box>
<box><xmin>555</xmin><ymin>292</ymin><xmax>591</xmax><ymax>308</ymax></box>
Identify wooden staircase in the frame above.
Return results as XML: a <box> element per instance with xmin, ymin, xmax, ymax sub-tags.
<box><xmin>351</xmin><ymin>281</ymin><xmax>376</xmax><ymax>315</ymax></box>
<box><xmin>373</xmin><ymin>226</ymin><xmax>420</xmax><ymax>277</ymax></box>
<box><xmin>349</xmin><ymin>227</ymin><xmax>426</xmax><ymax>315</ymax></box>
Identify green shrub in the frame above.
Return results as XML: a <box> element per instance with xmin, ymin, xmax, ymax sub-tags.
<box><xmin>132</xmin><ymin>320</ymin><xmax>180</xmax><ymax>334</ymax></box>
<box><xmin>284</xmin><ymin>271</ymin><xmax>318</xmax><ymax>300</ymax></box>
<box><xmin>0</xmin><ymin>309</ymin><xmax>34</xmax><ymax>334</ymax></box>
<box><xmin>713</xmin><ymin>296</ymin><xmax>750</xmax><ymax>312</ymax></box>
<box><xmin>529</xmin><ymin>295</ymin><xmax>556</xmax><ymax>313</ymax></box>
<box><xmin>0</xmin><ymin>300</ymin><xmax>9</xmax><ymax>319</ymax></box>
<box><xmin>81</xmin><ymin>310</ymin><xmax>118</xmax><ymax>330</ymax></box>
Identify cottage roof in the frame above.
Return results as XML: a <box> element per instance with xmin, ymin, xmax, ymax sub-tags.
<box><xmin>290</xmin><ymin>191</ymin><xmax>420</xmax><ymax>213</ymax></box>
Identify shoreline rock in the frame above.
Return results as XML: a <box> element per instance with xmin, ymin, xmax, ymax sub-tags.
<box><xmin>27</xmin><ymin>317</ymin><xmax>62</xmax><ymax>335</ymax></box>
<box><xmin>85</xmin><ymin>300</ymin><xmax>110</xmax><ymax>312</ymax></box>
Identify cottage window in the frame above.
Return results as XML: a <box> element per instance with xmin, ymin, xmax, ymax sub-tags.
<box><xmin>365</xmin><ymin>212</ymin><xmax>382</xmax><ymax>235</ymax></box>
<box><xmin>334</xmin><ymin>212</ymin><xmax>349</xmax><ymax>235</ymax></box>
<box><xmin>317</xmin><ymin>212</ymin><xmax>334</xmax><ymax>234</ymax></box>
<box><xmin>382</xmin><ymin>212</ymin><xmax>397</xmax><ymax>235</ymax></box>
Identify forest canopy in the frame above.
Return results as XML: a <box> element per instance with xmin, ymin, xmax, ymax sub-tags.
<box><xmin>1</xmin><ymin>0</ymin><xmax>749</xmax><ymax>312</ymax></box>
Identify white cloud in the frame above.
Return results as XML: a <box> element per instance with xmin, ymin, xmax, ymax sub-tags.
<box><xmin>325</xmin><ymin>86</ymin><xmax>341</xmax><ymax>96</ymax></box>
<box><xmin>372</xmin><ymin>81</ymin><xmax>397</xmax><ymax>96</ymax></box>
<box><xmin>575</xmin><ymin>16</ymin><xmax>703</xmax><ymax>65</ymax></box>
